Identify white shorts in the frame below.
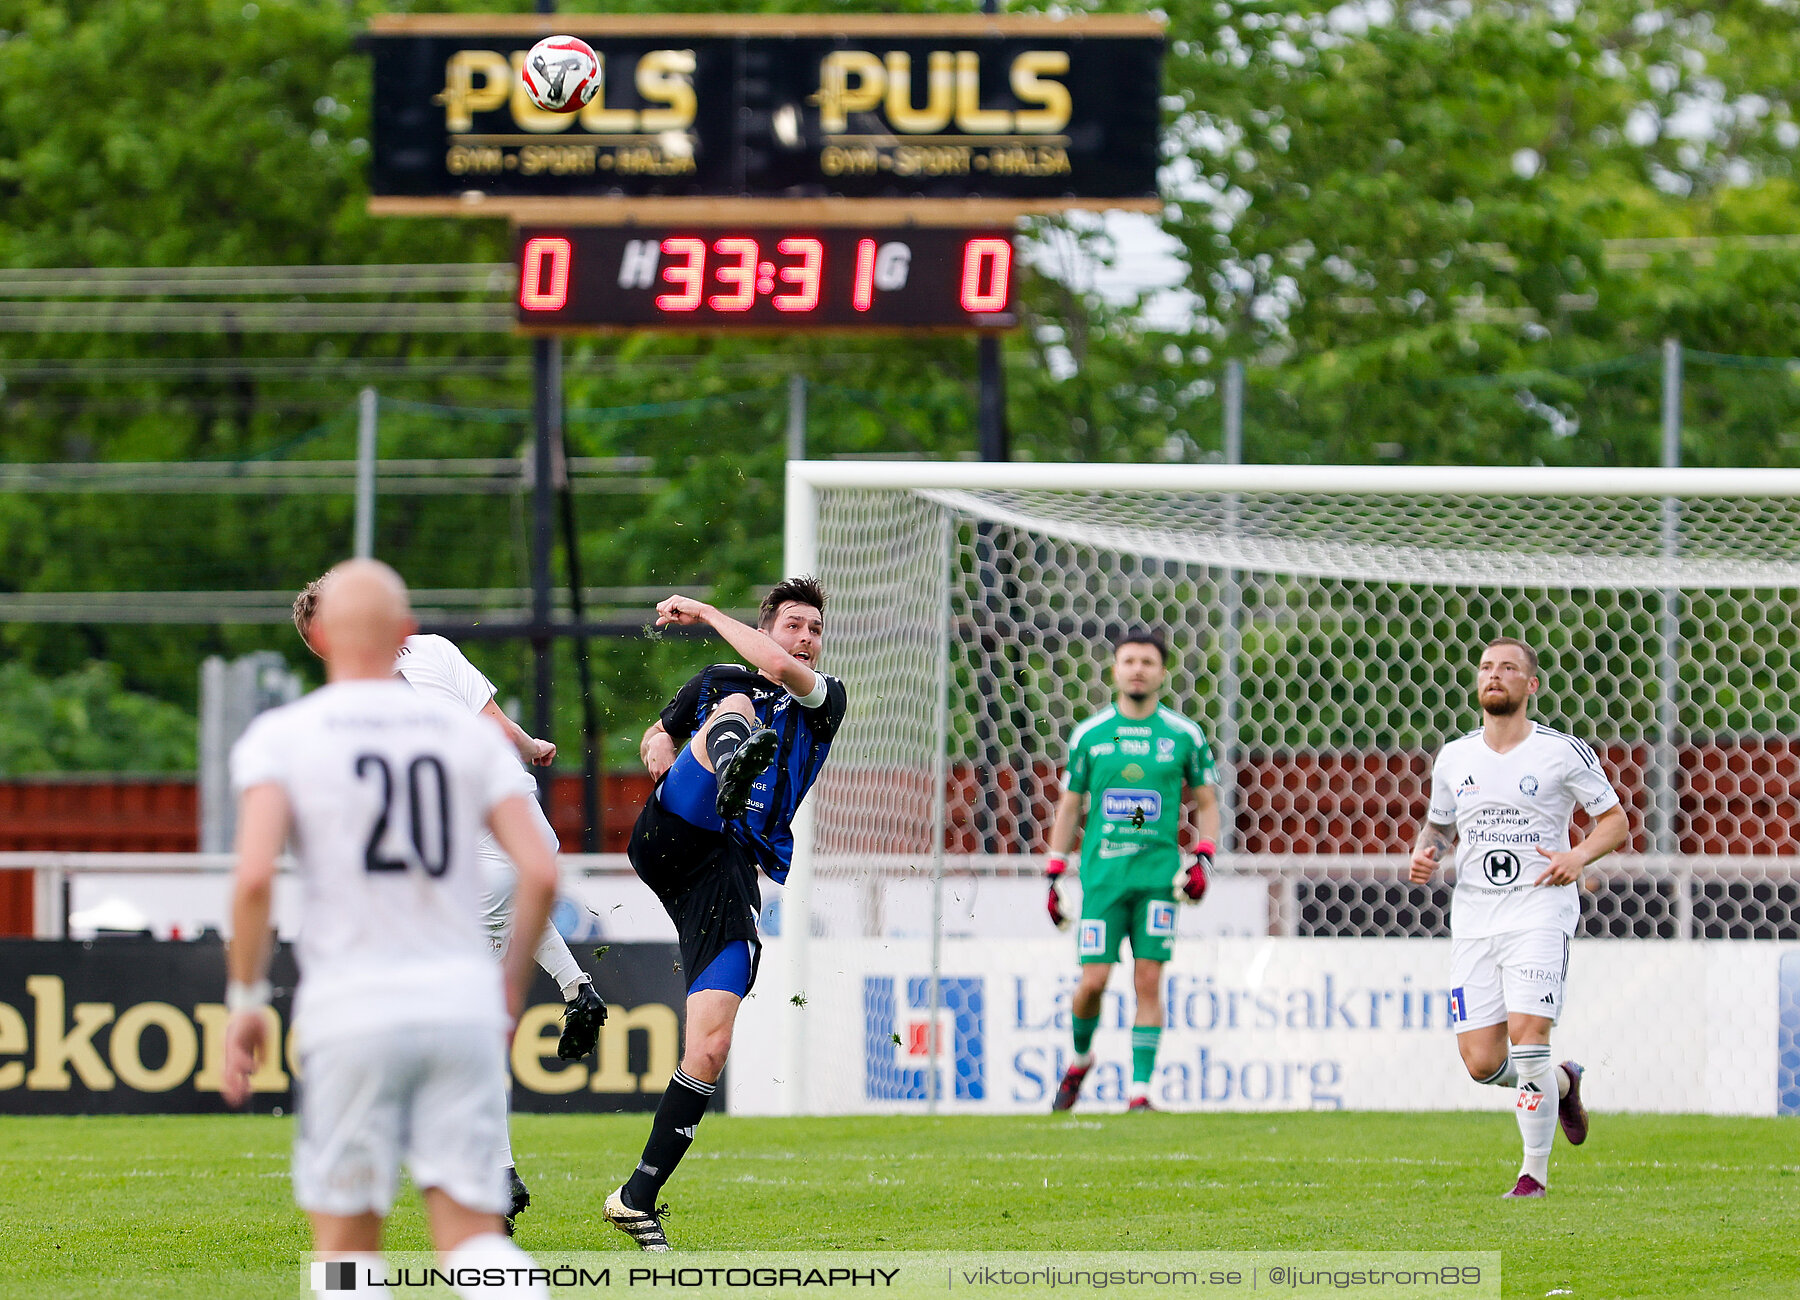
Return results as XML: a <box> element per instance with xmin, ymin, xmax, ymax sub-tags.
<box><xmin>477</xmin><ymin>795</ymin><xmax>560</xmax><ymax>947</ymax></box>
<box><xmin>1448</xmin><ymin>929</ymin><xmax>1571</xmax><ymax>1031</ymax></box>
<box><xmin>293</xmin><ymin>1023</ymin><xmax>509</xmax><ymax>1218</ymax></box>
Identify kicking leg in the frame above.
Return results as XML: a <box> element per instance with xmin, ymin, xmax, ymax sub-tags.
<box><xmin>688</xmin><ymin>695</ymin><xmax>777</xmax><ymax>821</ymax></box>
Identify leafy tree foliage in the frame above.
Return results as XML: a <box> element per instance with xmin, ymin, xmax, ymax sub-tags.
<box><xmin>0</xmin><ymin>661</ymin><xmax>196</xmax><ymax>774</ymax></box>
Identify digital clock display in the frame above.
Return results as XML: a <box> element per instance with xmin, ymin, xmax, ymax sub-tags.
<box><xmin>514</xmin><ymin>226</ymin><xmax>1016</xmax><ymax>330</ymax></box>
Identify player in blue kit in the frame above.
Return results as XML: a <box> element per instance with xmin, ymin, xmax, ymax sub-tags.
<box><xmin>604</xmin><ymin>578</ymin><xmax>848</xmax><ymax>1251</ymax></box>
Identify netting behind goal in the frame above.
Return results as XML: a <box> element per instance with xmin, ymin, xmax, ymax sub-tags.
<box><xmin>768</xmin><ymin>467</ymin><xmax>1800</xmax><ymax>1114</ymax></box>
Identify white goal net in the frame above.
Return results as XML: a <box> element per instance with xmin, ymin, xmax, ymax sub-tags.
<box><xmin>751</xmin><ymin>464</ymin><xmax>1800</xmax><ymax>1117</ymax></box>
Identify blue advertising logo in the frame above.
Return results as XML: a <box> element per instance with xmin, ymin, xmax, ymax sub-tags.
<box><xmin>1779</xmin><ymin>953</ymin><xmax>1800</xmax><ymax>1117</ymax></box>
<box><xmin>865</xmin><ymin>976</ymin><xmax>985</xmax><ymax>1102</ymax></box>
<box><xmin>1102</xmin><ymin>789</ymin><xmax>1161</xmax><ymax>821</ymax></box>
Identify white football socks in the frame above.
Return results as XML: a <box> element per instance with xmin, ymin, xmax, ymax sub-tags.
<box><xmin>1512</xmin><ymin>1044</ymin><xmax>1558</xmax><ymax>1184</ymax></box>
<box><xmin>445</xmin><ymin>1232</ymin><xmax>549</xmax><ymax>1299</ymax></box>
<box><xmin>1477</xmin><ymin>1055</ymin><xmax>1519</xmax><ymax>1088</ymax></box>
<box><xmin>534</xmin><ymin>925</ymin><xmax>589</xmax><ymax>1000</ymax></box>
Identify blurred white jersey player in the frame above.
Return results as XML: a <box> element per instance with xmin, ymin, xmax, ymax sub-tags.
<box><xmin>1410</xmin><ymin>636</ymin><xmax>1629</xmax><ymax>1198</ymax></box>
<box><xmin>222</xmin><ymin>559</ymin><xmax>554</xmax><ymax>1298</ymax></box>
<box><xmin>293</xmin><ymin>581</ymin><xmax>608</xmax><ymax>1228</ymax></box>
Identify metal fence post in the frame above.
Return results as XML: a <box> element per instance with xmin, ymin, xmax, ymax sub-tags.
<box><xmin>1656</xmin><ymin>338</ymin><xmax>1687</xmax><ymax>936</ymax></box>
<box><xmin>354</xmin><ymin>387</ymin><xmax>377</xmax><ymax>558</ymax></box>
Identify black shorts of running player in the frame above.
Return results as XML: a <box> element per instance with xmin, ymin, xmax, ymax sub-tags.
<box><xmin>627</xmin><ymin>767</ymin><xmax>764</xmax><ymax>997</ymax></box>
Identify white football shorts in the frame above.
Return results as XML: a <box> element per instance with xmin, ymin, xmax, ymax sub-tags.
<box><xmin>1448</xmin><ymin>928</ymin><xmax>1571</xmax><ymax>1030</ymax></box>
<box><xmin>292</xmin><ymin>1022</ymin><xmax>509</xmax><ymax>1218</ymax></box>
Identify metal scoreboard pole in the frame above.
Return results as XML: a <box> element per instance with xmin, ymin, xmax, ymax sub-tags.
<box><xmin>526</xmin><ymin>0</ymin><xmax>559</xmax><ymax>814</ymax></box>
<box><xmin>530</xmin><ymin>335</ymin><xmax>560</xmax><ymax>810</ymax></box>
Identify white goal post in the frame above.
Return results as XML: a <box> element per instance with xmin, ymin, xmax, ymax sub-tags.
<box><xmin>764</xmin><ymin>461</ymin><xmax>1800</xmax><ymax>1117</ymax></box>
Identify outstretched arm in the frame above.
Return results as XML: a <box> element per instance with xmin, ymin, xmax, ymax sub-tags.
<box><xmin>480</xmin><ymin>696</ymin><xmax>555</xmax><ymax>766</ymax></box>
<box><xmin>655</xmin><ymin>595</ymin><xmax>817</xmax><ymax>697</ymax></box>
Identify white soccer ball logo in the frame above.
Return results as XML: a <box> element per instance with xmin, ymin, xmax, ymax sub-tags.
<box><xmin>520</xmin><ymin>35</ymin><xmax>600</xmax><ymax>114</ymax></box>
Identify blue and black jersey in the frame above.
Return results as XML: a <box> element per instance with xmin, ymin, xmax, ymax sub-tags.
<box><xmin>660</xmin><ymin>664</ymin><xmax>848</xmax><ymax>883</ymax></box>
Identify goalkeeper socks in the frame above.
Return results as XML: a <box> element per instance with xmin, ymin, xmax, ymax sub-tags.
<box><xmin>1130</xmin><ymin>1025</ymin><xmax>1162</xmax><ymax>1088</ymax></box>
<box><xmin>705</xmin><ymin>713</ymin><xmax>753</xmax><ymax>771</ymax></box>
<box><xmin>1512</xmin><ymin>1045</ymin><xmax>1557</xmax><ymax>1184</ymax></box>
<box><xmin>444</xmin><ymin>1233</ymin><xmax>549</xmax><ymax>1299</ymax></box>
<box><xmin>1071</xmin><ymin>1013</ymin><xmax>1099</xmax><ymax>1059</ymax></box>
<box><xmin>623</xmin><ymin>1067</ymin><xmax>714</xmax><ymax>1211</ymax></box>
<box><xmin>1476</xmin><ymin>1055</ymin><xmax>1519</xmax><ymax>1089</ymax></box>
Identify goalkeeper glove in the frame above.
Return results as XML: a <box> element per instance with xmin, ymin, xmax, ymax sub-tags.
<box><xmin>1045</xmin><ymin>855</ymin><xmax>1072</xmax><ymax>930</ymax></box>
<box><xmin>1175</xmin><ymin>839</ymin><xmax>1214</xmax><ymax>903</ymax></box>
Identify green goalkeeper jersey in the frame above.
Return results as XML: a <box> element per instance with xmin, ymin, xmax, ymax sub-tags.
<box><xmin>1064</xmin><ymin>704</ymin><xmax>1215</xmax><ymax>893</ymax></box>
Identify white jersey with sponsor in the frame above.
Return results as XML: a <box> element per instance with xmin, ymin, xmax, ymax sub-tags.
<box><xmin>393</xmin><ymin>633</ymin><xmax>536</xmax><ymax>798</ymax></box>
<box><xmin>229</xmin><ymin>679</ymin><xmax>526</xmax><ymax>1046</ymax></box>
<box><xmin>1427</xmin><ymin>722</ymin><xmax>1622</xmax><ymax>938</ymax></box>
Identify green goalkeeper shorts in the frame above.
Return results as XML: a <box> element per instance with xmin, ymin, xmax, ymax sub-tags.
<box><xmin>1075</xmin><ymin>885</ymin><xmax>1177</xmax><ymax>965</ymax></box>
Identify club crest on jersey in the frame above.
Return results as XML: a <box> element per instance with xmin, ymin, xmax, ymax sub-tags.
<box><xmin>1102</xmin><ymin>790</ymin><xmax>1161</xmax><ymax>822</ymax></box>
<box><xmin>1519</xmin><ymin>774</ymin><xmax>1540</xmax><ymax>796</ymax></box>
<box><xmin>1456</xmin><ymin>774</ymin><xmax>1478</xmax><ymax>797</ymax></box>
<box><xmin>1157</xmin><ymin>737</ymin><xmax>1176</xmax><ymax>762</ymax></box>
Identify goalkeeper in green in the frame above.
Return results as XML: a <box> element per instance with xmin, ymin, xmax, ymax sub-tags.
<box><xmin>1046</xmin><ymin>628</ymin><xmax>1220</xmax><ymax>1112</ymax></box>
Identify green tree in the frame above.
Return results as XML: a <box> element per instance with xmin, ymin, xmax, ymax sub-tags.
<box><xmin>0</xmin><ymin>660</ymin><xmax>196</xmax><ymax>773</ymax></box>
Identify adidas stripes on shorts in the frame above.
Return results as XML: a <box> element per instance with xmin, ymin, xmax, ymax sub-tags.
<box><xmin>1448</xmin><ymin>928</ymin><xmax>1571</xmax><ymax>1030</ymax></box>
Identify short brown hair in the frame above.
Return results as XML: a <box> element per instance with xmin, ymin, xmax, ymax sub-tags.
<box><xmin>293</xmin><ymin>576</ymin><xmax>328</xmax><ymax>642</ymax></box>
<box><xmin>759</xmin><ymin>575</ymin><xmax>827</xmax><ymax>628</ymax></box>
<box><xmin>1113</xmin><ymin>627</ymin><xmax>1168</xmax><ymax>663</ymax></box>
<box><xmin>1484</xmin><ymin>636</ymin><xmax>1539</xmax><ymax>676</ymax></box>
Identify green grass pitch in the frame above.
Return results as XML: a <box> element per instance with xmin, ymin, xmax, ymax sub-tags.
<box><xmin>1</xmin><ymin>1112</ymin><xmax>1792</xmax><ymax>1299</ymax></box>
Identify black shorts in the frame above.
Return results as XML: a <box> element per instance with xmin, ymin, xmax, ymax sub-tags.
<box><xmin>628</xmin><ymin>787</ymin><xmax>764</xmax><ymax>995</ymax></box>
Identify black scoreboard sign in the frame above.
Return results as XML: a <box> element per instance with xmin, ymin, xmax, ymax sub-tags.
<box><xmin>515</xmin><ymin>226</ymin><xmax>1016</xmax><ymax>330</ymax></box>
<box><xmin>367</xmin><ymin>14</ymin><xmax>1164</xmax><ymax>207</ymax></box>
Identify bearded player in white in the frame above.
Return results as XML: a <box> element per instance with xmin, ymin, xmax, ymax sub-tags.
<box><xmin>293</xmin><ymin>577</ymin><xmax>606</xmax><ymax>1230</ymax></box>
<box><xmin>1410</xmin><ymin>637</ymin><xmax>1628</xmax><ymax>1198</ymax></box>
<box><xmin>222</xmin><ymin>561</ymin><xmax>554</xmax><ymax>1298</ymax></box>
